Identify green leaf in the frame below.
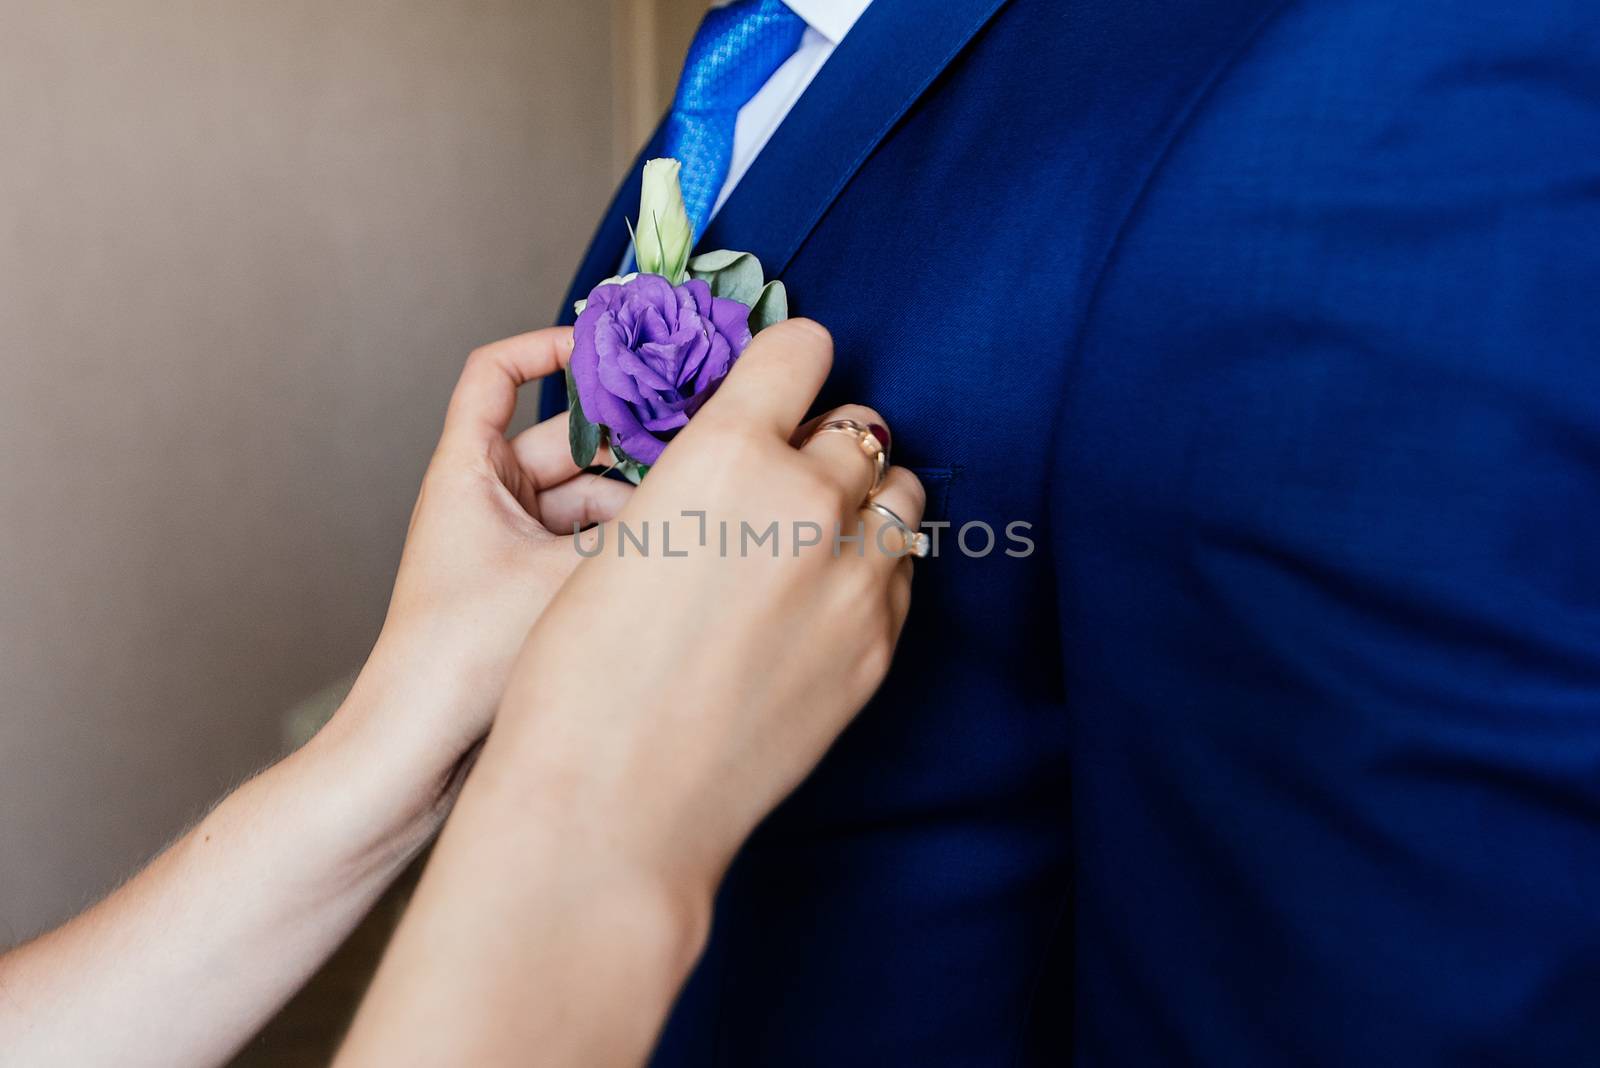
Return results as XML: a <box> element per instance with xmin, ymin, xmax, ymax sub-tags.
<box><xmin>688</xmin><ymin>250</ymin><xmax>764</xmax><ymax>307</ymax></box>
<box><xmin>566</xmin><ymin>367</ymin><xmax>603</xmax><ymax>468</ymax></box>
<box><xmin>686</xmin><ymin>249</ymin><xmax>748</xmax><ymax>273</ymax></box>
<box><xmin>748</xmin><ymin>280</ymin><xmax>789</xmax><ymax>333</ymax></box>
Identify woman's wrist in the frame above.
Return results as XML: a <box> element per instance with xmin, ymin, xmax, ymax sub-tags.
<box><xmin>470</xmin><ymin>722</ymin><xmax>720</xmax><ymax>948</ymax></box>
<box><xmin>271</xmin><ymin>725</ymin><xmax>440</xmax><ymax>900</ymax></box>
<box><xmin>333</xmin><ymin>757</ymin><xmax>711</xmax><ymax>1068</ymax></box>
<box><xmin>288</xmin><ymin>662</ymin><xmax>476</xmax><ymax>894</ymax></box>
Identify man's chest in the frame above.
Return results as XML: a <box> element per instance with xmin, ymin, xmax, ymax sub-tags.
<box><xmin>770</xmin><ymin>0</ymin><xmax>1284</xmax><ymax>521</ymax></box>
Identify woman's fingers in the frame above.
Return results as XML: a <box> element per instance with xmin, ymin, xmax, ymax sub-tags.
<box><xmin>440</xmin><ymin>327</ymin><xmax>574</xmax><ymax>454</ymax></box>
<box><xmin>797</xmin><ymin>404</ymin><xmax>891</xmax><ymax>504</ymax></box>
<box><xmin>887</xmin><ymin>550</ymin><xmax>914</xmax><ymax>623</ymax></box>
<box><xmin>510</xmin><ymin>409</ymin><xmax>590</xmax><ymax>491</ymax></box>
<box><xmin>862</xmin><ymin>466</ymin><xmax>926</xmax><ymax>567</ymax></box>
<box><xmin>536</xmin><ymin>473</ymin><xmax>634</xmax><ymax>535</ymax></box>
<box><xmin>695</xmin><ymin>319</ymin><xmax>834</xmax><ymax>440</ymax></box>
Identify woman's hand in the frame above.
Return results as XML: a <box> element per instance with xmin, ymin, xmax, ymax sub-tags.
<box><xmin>503</xmin><ymin>317</ymin><xmax>925</xmax><ymax>891</ymax></box>
<box><xmin>318</xmin><ymin>327</ymin><xmax>632</xmax><ymax>836</ymax></box>
<box><xmin>339</xmin><ymin>319</ymin><xmax>925</xmax><ymax>1067</ymax></box>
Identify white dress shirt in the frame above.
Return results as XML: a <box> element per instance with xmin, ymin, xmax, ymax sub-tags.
<box><xmin>708</xmin><ymin>0</ymin><xmax>873</xmax><ymax>220</ymax></box>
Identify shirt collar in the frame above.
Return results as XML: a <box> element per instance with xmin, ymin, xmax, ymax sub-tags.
<box><xmin>781</xmin><ymin>0</ymin><xmax>872</xmax><ymax>44</ymax></box>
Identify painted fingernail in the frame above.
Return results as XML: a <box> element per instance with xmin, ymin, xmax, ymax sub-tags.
<box><xmin>868</xmin><ymin>423</ymin><xmax>891</xmax><ymax>449</ymax></box>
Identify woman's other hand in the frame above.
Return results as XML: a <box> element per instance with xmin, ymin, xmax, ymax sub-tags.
<box><xmin>317</xmin><ymin>327</ymin><xmax>632</xmax><ymax>842</ymax></box>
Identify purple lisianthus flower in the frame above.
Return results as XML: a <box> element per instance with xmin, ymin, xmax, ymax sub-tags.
<box><xmin>571</xmin><ymin>274</ymin><xmax>752</xmax><ymax>465</ymax></box>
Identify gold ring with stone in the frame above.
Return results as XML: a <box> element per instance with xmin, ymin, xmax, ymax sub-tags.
<box><xmin>804</xmin><ymin>418</ymin><xmax>889</xmax><ymax>495</ymax></box>
<box><xmin>865</xmin><ymin>500</ymin><xmax>930</xmax><ymax>559</ymax></box>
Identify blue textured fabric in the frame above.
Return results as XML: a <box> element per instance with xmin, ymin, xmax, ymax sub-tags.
<box><xmin>550</xmin><ymin>0</ymin><xmax>1600</xmax><ymax>1063</ymax></box>
<box><xmin>660</xmin><ymin>0</ymin><xmax>805</xmax><ymax>243</ymax></box>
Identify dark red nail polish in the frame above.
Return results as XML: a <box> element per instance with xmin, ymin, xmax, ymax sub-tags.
<box><xmin>868</xmin><ymin>423</ymin><xmax>891</xmax><ymax>449</ymax></box>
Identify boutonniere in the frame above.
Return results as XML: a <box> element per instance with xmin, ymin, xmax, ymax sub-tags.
<box><xmin>566</xmin><ymin>158</ymin><xmax>789</xmax><ymax>482</ymax></box>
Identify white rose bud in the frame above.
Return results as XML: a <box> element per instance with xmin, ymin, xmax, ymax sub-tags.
<box><xmin>634</xmin><ymin>157</ymin><xmax>694</xmax><ymax>284</ymax></box>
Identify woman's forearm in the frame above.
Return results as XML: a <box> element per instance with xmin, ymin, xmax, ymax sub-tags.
<box><xmin>333</xmin><ymin>722</ymin><xmax>710</xmax><ymax>1068</ymax></box>
<box><xmin>0</xmin><ymin>684</ymin><xmax>450</xmax><ymax>1068</ymax></box>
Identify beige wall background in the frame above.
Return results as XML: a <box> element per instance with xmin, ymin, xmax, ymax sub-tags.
<box><xmin>0</xmin><ymin>0</ymin><xmax>697</xmax><ymax>945</ymax></box>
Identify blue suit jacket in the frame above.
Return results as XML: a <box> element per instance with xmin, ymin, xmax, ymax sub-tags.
<box><xmin>547</xmin><ymin>0</ymin><xmax>1600</xmax><ymax>1062</ymax></box>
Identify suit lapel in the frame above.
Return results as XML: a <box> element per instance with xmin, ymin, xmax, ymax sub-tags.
<box><xmin>563</xmin><ymin>0</ymin><xmax>1012</xmax><ymax>323</ymax></box>
<box><xmin>698</xmin><ymin>0</ymin><xmax>1012</xmax><ymax>277</ymax></box>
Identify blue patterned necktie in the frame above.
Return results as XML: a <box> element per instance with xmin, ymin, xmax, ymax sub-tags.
<box><xmin>661</xmin><ymin>0</ymin><xmax>807</xmax><ymax>243</ymax></box>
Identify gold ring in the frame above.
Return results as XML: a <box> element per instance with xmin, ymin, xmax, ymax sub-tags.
<box><xmin>865</xmin><ymin>500</ymin><xmax>930</xmax><ymax>559</ymax></box>
<box><xmin>803</xmin><ymin>419</ymin><xmax>889</xmax><ymax>494</ymax></box>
